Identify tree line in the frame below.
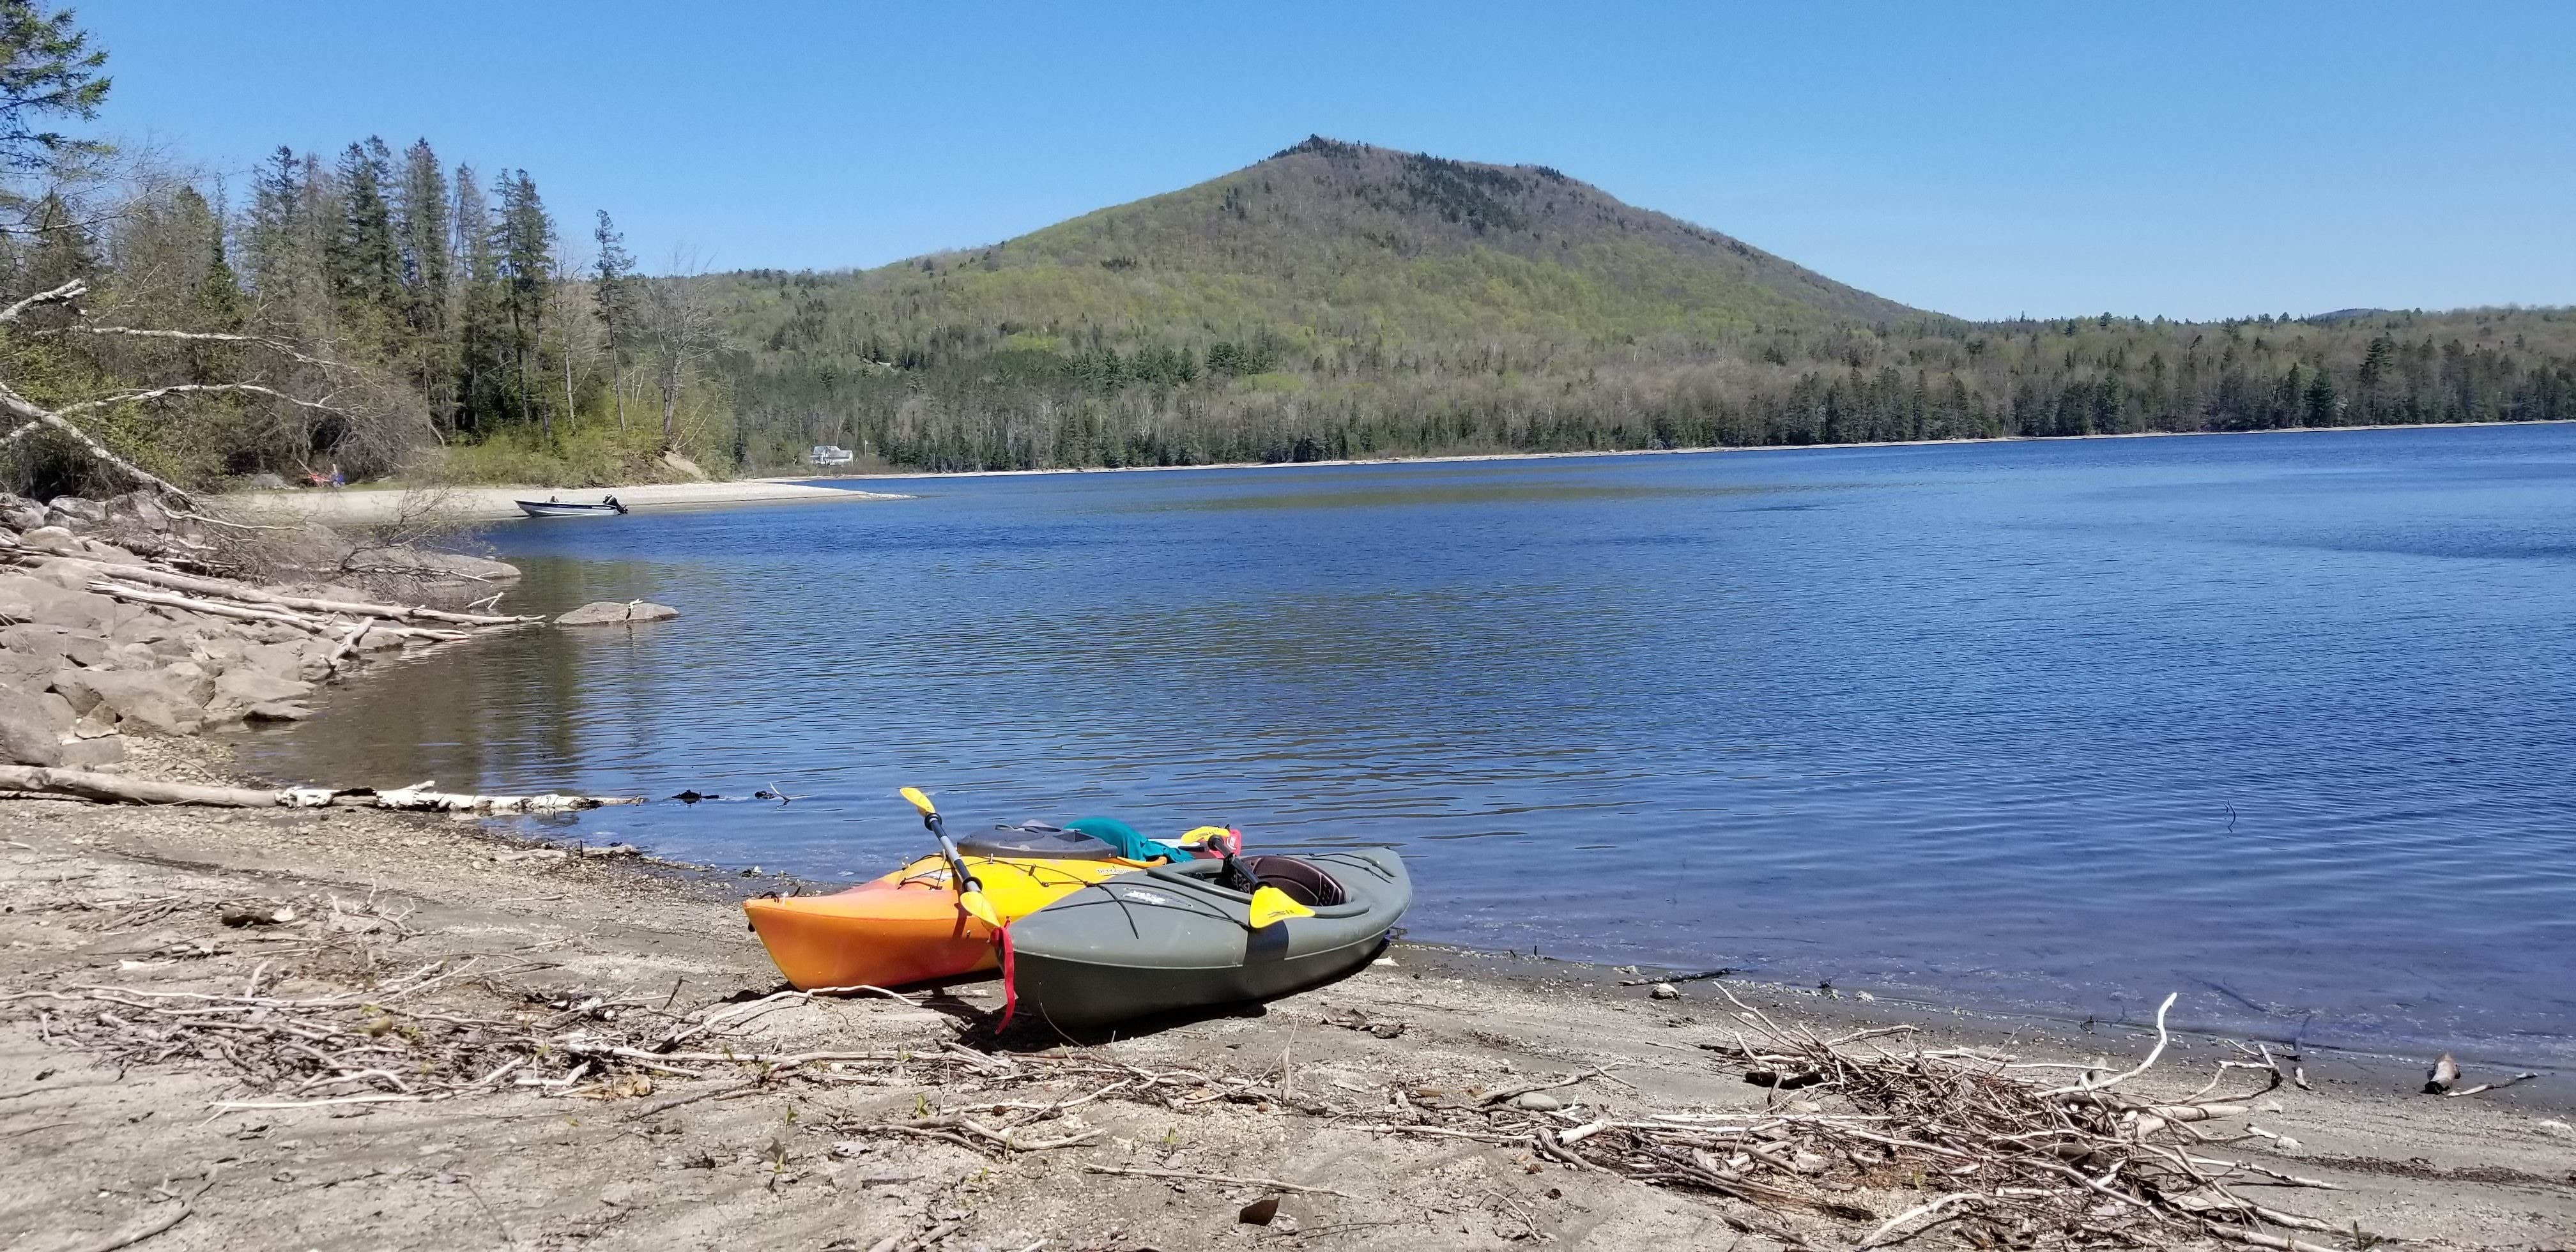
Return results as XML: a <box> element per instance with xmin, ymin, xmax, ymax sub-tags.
<box><xmin>0</xmin><ymin>0</ymin><xmax>732</xmax><ymax>497</ymax></box>
<box><xmin>719</xmin><ymin>286</ymin><xmax>2576</xmax><ymax>472</ymax></box>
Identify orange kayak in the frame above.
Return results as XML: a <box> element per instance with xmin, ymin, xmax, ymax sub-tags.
<box><xmin>746</xmin><ymin>850</ymin><xmax>1146</xmax><ymax>989</ymax></box>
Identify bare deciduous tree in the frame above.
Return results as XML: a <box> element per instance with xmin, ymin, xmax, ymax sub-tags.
<box><xmin>636</xmin><ymin>248</ymin><xmax>720</xmax><ymax>450</ymax></box>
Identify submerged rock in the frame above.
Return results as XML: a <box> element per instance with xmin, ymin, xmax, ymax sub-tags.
<box><xmin>557</xmin><ymin>600</ymin><xmax>680</xmax><ymax>626</ymax></box>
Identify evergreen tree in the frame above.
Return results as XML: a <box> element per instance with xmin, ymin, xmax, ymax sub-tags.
<box><xmin>327</xmin><ymin>137</ymin><xmax>399</xmax><ymax>339</ymax></box>
<box><xmin>493</xmin><ymin>169</ymin><xmax>553</xmax><ymax>434</ymax></box>
<box><xmin>450</xmin><ymin>164</ymin><xmax>506</xmax><ymax>434</ymax></box>
<box><xmin>241</xmin><ymin>146</ymin><xmax>304</xmax><ymax>309</ymax></box>
<box><xmin>592</xmin><ymin>209</ymin><xmax>638</xmax><ymax>431</ymax></box>
<box><xmin>394</xmin><ymin>139</ymin><xmax>452</xmax><ymax>420</ymax></box>
<box><xmin>0</xmin><ymin>0</ymin><xmax>110</xmax><ymax>172</ymax></box>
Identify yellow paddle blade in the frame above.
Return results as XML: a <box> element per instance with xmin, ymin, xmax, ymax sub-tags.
<box><xmin>958</xmin><ymin>886</ymin><xmax>1002</xmax><ymax>929</ymax></box>
<box><xmin>898</xmin><ymin>786</ymin><xmax>937</xmax><ymax>818</ymax></box>
<box><xmin>1178</xmin><ymin>825</ymin><xmax>1232</xmax><ymax>844</ymax></box>
<box><xmin>1247</xmin><ymin>886</ymin><xmax>1315</xmax><ymax>929</ymax></box>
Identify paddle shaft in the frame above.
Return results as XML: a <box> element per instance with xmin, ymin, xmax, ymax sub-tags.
<box><xmin>923</xmin><ymin>809</ymin><xmax>984</xmax><ymax>896</ymax></box>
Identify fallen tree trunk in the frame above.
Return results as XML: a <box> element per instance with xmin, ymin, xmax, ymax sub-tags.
<box><xmin>374</xmin><ymin>781</ymin><xmax>643</xmax><ymax>813</ymax></box>
<box><xmin>0</xmin><ymin>765</ymin><xmax>285</xmax><ymax>807</ymax></box>
<box><xmin>0</xmin><ymin>766</ymin><xmax>641</xmax><ymax>811</ymax></box>
<box><xmin>13</xmin><ymin>554</ymin><xmax>539</xmax><ymax>627</ymax></box>
<box><xmin>84</xmin><ymin>581</ymin><xmax>470</xmax><ymax>641</ymax></box>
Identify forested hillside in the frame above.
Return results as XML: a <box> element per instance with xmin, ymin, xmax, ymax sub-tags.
<box><xmin>713</xmin><ymin>138</ymin><xmax>2575</xmax><ymax>471</ymax></box>
<box><xmin>2</xmin><ymin>0</ymin><xmax>2570</xmax><ymax>495</ymax></box>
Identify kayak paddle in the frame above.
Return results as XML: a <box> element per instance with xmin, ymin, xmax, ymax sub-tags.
<box><xmin>900</xmin><ymin>786</ymin><xmax>1001</xmax><ymax>928</ymax></box>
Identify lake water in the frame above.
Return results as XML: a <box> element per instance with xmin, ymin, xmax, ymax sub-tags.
<box><xmin>243</xmin><ymin>425</ymin><xmax>2576</xmax><ymax>1065</ymax></box>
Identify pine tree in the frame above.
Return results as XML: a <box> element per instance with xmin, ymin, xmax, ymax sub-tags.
<box><xmin>327</xmin><ymin>137</ymin><xmax>399</xmax><ymax>342</ymax></box>
<box><xmin>394</xmin><ymin>140</ymin><xmax>452</xmax><ymax>422</ymax></box>
<box><xmin>494</xmin><ymin>169</ymin><xmax>554</xmax><ymax>436</ymax></box>
<box><xmin>450</xmin><ymin>164</ymin><xmax>505</xmax><ymax>434</ymax></box>
<box><xmin>592</xmin><ymin>209</ymin><xmax>636</xmax><ymax>431</ymax></box>
<box><xmin>0</xmin><ymin>0</ymin><xmax>110</xmax><ymax>172</ymax></box>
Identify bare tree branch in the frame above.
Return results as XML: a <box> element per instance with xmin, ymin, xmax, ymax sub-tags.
<box><xmin>0</xmin><ymin>277</ymin><xmax>86</xmax><ymax>323</ymax></box>
<box><xmin>0</xmin><ymin>380</ymin><xmax>192</xmax><ymax>500</ymax></box>
<box><xmin>54</xmin><ymin>383</ymin><xmax>350</xmax><ymax>418</ymax></box>
<box><xmin>37</xmin><ymin>324</ymin><xmax>349</xmax><ymax>372</ymax></box>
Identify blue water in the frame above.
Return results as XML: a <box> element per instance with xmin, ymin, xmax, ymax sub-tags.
<box><xmin>245</xmin><ymin>425</ymin><xmax>2576</xmax><ymax>1064</ymax></box>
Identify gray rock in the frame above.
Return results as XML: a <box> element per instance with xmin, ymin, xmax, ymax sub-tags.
<box><xmin>0</xmin><ymin>685</ymin><xmax>61</xmax><ymax>766</ymax></box>
<box><xmin>243</xmin><ymin>701</ymin><xmax>313</xmax><ymax>722</ymax></box>
<box><xmin>1</xmin><ymin>624</ymin><xmax>109</xmax><ymax>668</ymax></box>
<box><xmin>237</xmin><ymin>641</ymin><xmax>308</xmax><ymax>678</ymax></box>
<box><xmin>0</xmin><ymin>573</ymin><xmax>114</xmax><ymax>631</ymax></box>
<box><xmin>557</xmin><ymin>600</ymin><xmax>680</xmax><ymax>626</ymax></box>
<box><xmin>103</xmin><ymin>492</ymin><xmax>171</xmax><ymax>532</ymax></box>
<box><xmin>38</xmin><ymin>692</ymin><xmax>74</xmax><ymax>732</ymax></box>
<box><xmin>1507</xmin><ymin>1092</ymin><xmax>1565</xmax><ymax>1111</ymax></box>
<box><xmin>14</xmin><ymin>525</ymin><xmax>79</xmax><ymax>554</ymax></box>
<box><xmin>26</xmin><ymin>558</ymin><xmax>94</xmax><ymax>590</ymax></box>
<box><xmin>78</xmin><ymin>538</ymin><xmax>145</xmax><ymax>565</ymax></box>
<box><xmin>1648</xmin><ymin>982</ymin><xmax>1681</xmax><ymax>1000</ymax></box>
<box><xmin>45</xmin><ymin>496</ymin><xmax>107</xmax><ymax>526</ymax></box>
<box><xmin>191</xmin><ymin>634</ymin><xmax>247</xmax><ymax>667</ymax></box>
<box><xmin>242</xmin><ymin>471</ymin><xmax>288</xmax><ymax>490</ymax></box>
<box><xmin>50</xmin><ymin>668</ymin><xmax>203</xmax><ymax>736</ymax></box>
<box><xmin>0</xmin><ymin>494</ymin><xmax>43</xmax><ymax>530</ymax></box>
<box><xmin>56</xmin><ymin>735</ymin><xmax>125</xmax><ymax>768</ymax></box>
<box><xmin>215</xmin><ymin>668</ymin><xmax>312</xmax><ymax>706</ymax></box>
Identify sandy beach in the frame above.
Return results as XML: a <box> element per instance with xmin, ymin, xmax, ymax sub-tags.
<box><xmin>221</xmin><ymin>478</ymin><xmax>907</xmax><ymax>525</ymax></box>
<box><xmin>4</xmin><ymin>731</ymin><xmax>2572</xmax><ymax>1250</ymax></box>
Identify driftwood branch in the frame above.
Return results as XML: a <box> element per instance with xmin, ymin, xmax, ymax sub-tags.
<box><xmin>0</xmin><ymin>766</ymin><xmax>640</xmax><ymax>812</ymax></box>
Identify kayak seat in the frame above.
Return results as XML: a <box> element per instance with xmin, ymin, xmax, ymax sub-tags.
<box><xmin>1241</xmin><ymin>855</ymin><xmax>1346</xmax><ymax>908</ymax></box>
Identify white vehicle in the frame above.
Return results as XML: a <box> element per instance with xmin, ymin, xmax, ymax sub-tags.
<box><xmin>807</xmin><ymin>444</ymin><xmax>854</xmax><ymax>467</ymax></box>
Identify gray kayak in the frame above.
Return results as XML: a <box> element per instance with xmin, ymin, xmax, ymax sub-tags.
<box><xmin>1003</xmin><ymin>849</ymin><xmax>1410</xmax><ymax>1029</ymax></box>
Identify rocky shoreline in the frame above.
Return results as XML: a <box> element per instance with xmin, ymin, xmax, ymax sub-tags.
<box><xmin>1</xmin><ymin>490</ymin><xmax>526</xmax><ymax>777</ymax></box>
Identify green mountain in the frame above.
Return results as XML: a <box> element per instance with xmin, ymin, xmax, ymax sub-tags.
<box><xmin>737</xmin><ymin>136</ymin><xmax>1920</xmax><ymax>366</ymax></box>
<box><xmin>707</xmin><ymin>140</ymin><xmax>2575</xmax><ymax>472</ymax></box>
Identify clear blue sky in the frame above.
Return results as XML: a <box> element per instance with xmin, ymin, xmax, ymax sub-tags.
<box><xmin>89</xmin><ymin>1</ymin><xmax>2575</xmax><ymax>321</ymax></box>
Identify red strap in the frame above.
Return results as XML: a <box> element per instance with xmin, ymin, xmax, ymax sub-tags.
<box><xmin>993</xmin><ymin>920</ymin><xmax>1017</xmax><ymax>1032</ymax></box>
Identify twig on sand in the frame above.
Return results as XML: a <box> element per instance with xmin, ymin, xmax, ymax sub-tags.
<box><xmin>1082</xmin><ymin>1164</ymin><xmax>1354</xmax><ymax>1197</ymax></box>
<box><xmin>1617</xmin><ymin>966</ymin><xmax>1738</xmax><ymax>988</ymax></box>
<box><xmin>64</xmin><ymin>1203</ymin><xmax>192</xmax><ymax>1252</ymax></box>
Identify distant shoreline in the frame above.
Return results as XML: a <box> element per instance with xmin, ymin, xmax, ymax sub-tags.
<box><xmin>805</xmin><ymin>416</ymin><xmax>2576</xmax><ymax>483</ymax></box>
<box><xmin>218</xmin><ymin>477</ymin><xmax>910</xmax><ymax>524</ymax></box>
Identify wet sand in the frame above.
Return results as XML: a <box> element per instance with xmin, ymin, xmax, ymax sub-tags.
<box><xmin>4</xmin><ymin>735</ymin><xmax>2572</xmax><ymax>1250</ymax></box>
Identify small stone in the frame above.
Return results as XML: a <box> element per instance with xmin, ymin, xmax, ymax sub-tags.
<box><xmin>1649</xmin><ymin>982</ymin><xmax>1680</xmax><ymax>1000</ymax></box>
<box><xmin>1508</xmin><ymin>1092</ymin><xmax>1563</xmax><ymax>1111</ymax></box>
